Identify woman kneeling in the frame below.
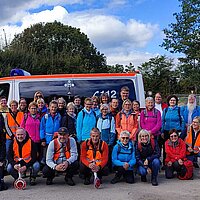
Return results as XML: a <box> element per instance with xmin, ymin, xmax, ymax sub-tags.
<box><xmin>111</xmin><ymin>130</ymin><xmax>136</xmax><ymax>184</ymax></box>
<box><xmin>136</xmin><ymin>129</ymin><xmax>160</xmax><ymax>186</ymax></box>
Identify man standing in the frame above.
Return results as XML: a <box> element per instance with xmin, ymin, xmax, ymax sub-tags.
<box><xmin>181</xmin><ymin>94</ymin><xmax>200</xmax><ymax>128</ymax></box>
<box><xmin>80</xmin><ymin>128</ymin><xmax>109</xmax><ymax>185</ymax></box>
<box><xmin>43</xmin><ymin>127</ymin><xmax>78</xmax><ymax>186</ymax></box>
<box><xmin>118</xmin><ymin>86</ymin><xmax>130</xmax><ymax>110</ymax></box>
<box><xmin>154</xmin><ymin>93</ymin><xmax>168</xmax><ymax>116</ymax></box>
<box><xmin>7</xmin><ymin>128</ymin><xmax>40</xmax><ymax>185</ymax></box>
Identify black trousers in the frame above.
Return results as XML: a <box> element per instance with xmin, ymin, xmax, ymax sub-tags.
<box><xmin>113</xmin><ymin>166</ymin><xmax>134</xmax><ymax>178</ymax></box>
<box><xmin>43</xmin><ymin>160</ymin><xmax>79</xmax><ymax>179</ymax></box>
<box><xmin>165</xmin><ymin>161</ymin><xmax>186</xmax><ymax>179</ymax></box>
<box><xmin>79</xmin><ymin>163</ymin><xmax>109</xmax><ymax>179</ymax></box>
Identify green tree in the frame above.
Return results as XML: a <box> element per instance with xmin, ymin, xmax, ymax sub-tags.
<box><xmin>161</xmin><ymin>0</ymin><xmax>200</xmax><ymax>62</ymax></box>
<box><xmin>1</xmin><ymin>21</ymin><xmax>107</xmax><ymax>75</ymax></box>
<box><xmin>161</xmin><ymin>0</ymin><xmax>200</xmax><ymax>93</ymax></box>
<box><xmin>138</xmin><ymin>55</ymin><xmax>177</xmax><ymax>97</ymax></box>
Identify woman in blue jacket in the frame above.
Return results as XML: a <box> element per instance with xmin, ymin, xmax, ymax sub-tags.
<box><xmin>111</xmin><ymin>130</ymin><xmax>136</xmax><ymax>184</ymax></box>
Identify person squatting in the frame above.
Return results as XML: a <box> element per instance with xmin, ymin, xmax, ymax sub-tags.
<box><xmin>0</xmin><ymin>90</ymin><xmax>199</xmax><ymax>190</ymax></box>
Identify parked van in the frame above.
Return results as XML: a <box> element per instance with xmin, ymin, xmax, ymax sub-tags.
<box><xmin>0</xmin><ymin>72</ymin><xmax>145</xmax><ymax>107</ymax></box>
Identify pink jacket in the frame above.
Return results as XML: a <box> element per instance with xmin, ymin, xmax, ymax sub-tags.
<box><xmin>21</xmin><ymin>113</ymin><xmax>41</xmax><ymax>143</ymax></box>
<box><xmin>140</xmin><ymin>108</ymin><xmax>162</xmax><ymax>136</ymax></box>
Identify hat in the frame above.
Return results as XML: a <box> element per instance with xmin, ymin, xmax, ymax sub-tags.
<box><xmin>58</xmin><ymin>127</ymin><xmax>69</xmax><ymax>135</ymax></box>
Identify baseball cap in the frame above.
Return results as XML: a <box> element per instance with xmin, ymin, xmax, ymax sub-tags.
<box><xmin>58</xmin><ymin>127</ymin><xmax>69</xmax><ymax>135</ymax></box>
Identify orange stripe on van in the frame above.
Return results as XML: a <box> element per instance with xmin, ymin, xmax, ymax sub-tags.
<box><xmin>0</xmin><ymin>73</ymin><xmax>137</xmax><ymax>81</ymax></box>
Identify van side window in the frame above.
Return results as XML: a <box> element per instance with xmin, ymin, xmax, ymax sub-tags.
<box><xmin>19</xmin><ymin>79</ymin><xmax>136</xmax><ymax>103</ymax></box>
<box><xmin>0</xmin><ymin>83</ymin><xmax>10</xmax><ymax>99</ymax></box>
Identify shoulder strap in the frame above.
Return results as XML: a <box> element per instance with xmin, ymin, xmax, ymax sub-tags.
<box><xmin>117</xmin><ymin>144</ymin><xmax>121</xmax><ymax>155</ymax></box>
<box><xmin>164</xmin><ymin>107</ymin><xmax>168</xmax><ymax>123</ymax></box>
<box><xmin>178</xmin><ymin>107</ymin><xmax>182</xmax><ymax>125</ymax></box>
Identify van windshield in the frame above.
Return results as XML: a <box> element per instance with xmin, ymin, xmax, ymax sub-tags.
<box><xmin>19</xmin><ymin>79</ymin><xmax>136</xmax><ymax>103</ymax></box>
<box><xmin>0</xmin><ymin>83</ymin><xmax>10</xmax><ymax>100</ymax></box>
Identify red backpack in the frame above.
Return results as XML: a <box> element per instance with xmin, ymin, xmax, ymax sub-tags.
<box><xmin>178</xmin><ymin>159</ymin><xmax>193</xmax><ymax>180</ymax></box>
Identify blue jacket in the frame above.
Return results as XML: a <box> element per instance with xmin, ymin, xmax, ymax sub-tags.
<box><xmin>112</xmin><ymin>140</ymin><xmax>136</xmax><ymax>170</ymax></box>
<box><xmin>161</xmin><ymin>106</ymin><xmax>185</xmax><ymax>132</ymax></box>
<box><xmin>96</xmin><ymin>114</ymin><xmax>116</xmax><ymax>146</ymax></box>
<box><xmin>40</xmin><ymin>112</ymin><xmax>61</xmax><ymax>144</ymax></box>
<box><xmin>76</xmin><ymin>108</ymin><xmax>97</xmax><ymax>143</ymax></box>
<box><xmin>181</xmin><ymin>105</ymin><xmax>200</xmax><ymax>126</ymax></box>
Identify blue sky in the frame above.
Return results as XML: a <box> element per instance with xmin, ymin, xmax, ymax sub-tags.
<box><xmin>0</xmin><ymin>0</ymin><xmax>181</xmax><ymax>66</ymax></box>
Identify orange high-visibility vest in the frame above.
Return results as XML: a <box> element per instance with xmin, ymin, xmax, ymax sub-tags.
<box><xmin>185</xmin><ymin>126</ymin><xmax>200</xmax><ymax>154</ymax></box>
<box><xmin>6</xmin><ymin>111</ymin><xmax>24</xmax><ymax>139</ymax></box>
<box><xmin>53</xmin><ymin>139</ymin><xmax>71</xmax><ymax>161</ymax></box>
<box><xmin>13</xmin><ymin>138</ymin><xmax>32</xmax><ymax>163</ymax></box>
<box><xmin>85</xmin><ymin>139</ymin><xmax>104</xmax><ymax>165</ymax></box>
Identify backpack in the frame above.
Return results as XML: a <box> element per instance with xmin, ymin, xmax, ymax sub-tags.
<box><xmin>143</xmin><ymin>108</ymin><xmax>158</xmax><ymax>118</ymax></box>
<box><xmin>178</xmin><ymin>159</ymin><xmax>193</xmax><ymax>180</ymax></box>
<box><xmin>85</xmin><ymin>139</ymin><xmax>103</xmax><ymax>158</ymax></box>
<box><xmin>116</xmin><ymin>143</ymin><xmax>133</xmax><ymax>155</ymax></box>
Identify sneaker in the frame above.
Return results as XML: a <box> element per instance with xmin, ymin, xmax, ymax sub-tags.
<box><xmin>141</xmin><ymin>176</ymin><xmax>147</xmax><ymax>182</ymax></box>
<box><xmin>84</xmin><ymin>177</ymin><xmax>91</xmax><ymax>185</ymax></box>
<box><xmin>94</xmin><ymin>178</ymin><xmax>101</xmax><ymax>189</ymax></box>
<box><xmin>65</xmin><ymin>177</ymin><xmax>75</xmax><ymax>186</ymax></box>
<box><xmin>30</xmin><ymin>177</ymin><xmax>36</xmax><ymax>186</ymax></box>
<box><xmin>110</xmin><ymin>176</ymin><xmax>120</xmax><ymax>184</ymax></box>
<box><xmin>46</xmin><ymin>178</ymin><xmax>53</xmax><ymax>185</ymax></box>
<box><xmin>193</xmin><ymin>163</ymin><xmax>199</xmax><ymax>168</ymax></box>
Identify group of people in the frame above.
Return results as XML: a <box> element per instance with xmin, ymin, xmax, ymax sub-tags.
<box><xmin>0</xmin><ymin>87</ymin><xmax>199</xmax><ymax>190</ymax></box>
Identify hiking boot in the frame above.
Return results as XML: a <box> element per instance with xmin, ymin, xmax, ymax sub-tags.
<box><xmin>141</xmin><ymin>175</ymin><xmax>147</xmax><ymax>182</ymax></box>
<box><xmin>46</xmin><ymin>178</ymin><xmax>53</xmax><ymax>185</ymax></box>
<box><xmin>30</xmin><ymin>177</ymin><xmax>37</xmax><ymax>186</ymax></box>
<box><xmin>0</xmin><ymin>181</ymin><xmax>8</xmax><ymax>191</ymax></box>
<box><xmin>126</xmin><ymin>176</ymin><xmax>135</xmax><ymax>184</ymax></box>
<box><xmin>110</xmin><ymin>175</ymin><xmax>120</xmax><ymax>184</ymax></box>
<box><xmin>84</xmin><ymin>177</ymin><xmax>91</xmax><ymax>185</ymax></box>
<box><xmin>193</xmin><ymin>163</ymin><xmax>199</xmax><ymax>168</ymax></box>
<box><xmin>65</xmin><ymin>177</ymin><xmax>75</xmax><ymax>186</ymax></box>
<box><xmin>151</xmin><ymin>176</ymin><xmax>158</xmax><ymax>186</ymax></box>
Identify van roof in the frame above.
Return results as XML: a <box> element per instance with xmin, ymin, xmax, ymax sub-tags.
<box><xmin>0</xmin><ymin>72</ymin><xmax>138</xmax><ymax>81</ymax></box>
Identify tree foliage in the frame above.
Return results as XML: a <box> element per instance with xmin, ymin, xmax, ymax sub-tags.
<box><xmin>1</xmin><ymin>21</ymin><xmax>108</xmax><ymax>75</ymax></box>
<box><xmin>139</xmin><ymin>55</ymin><xmax>177</xmax><ymax>97</ymax></box>
<box><xmin>161</xmin><ymin>0</ymin><xmax>200</xmax><ymax>62</ymax></box>
<box><xmin>161</xmin><ymin>0</ymin><xmax>200</xmax><ymax>94</ymax></box>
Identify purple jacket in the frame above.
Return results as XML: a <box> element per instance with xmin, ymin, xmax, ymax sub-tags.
<box><xmin>140</xmin><ymin>108</ymin><xmax>162</xmax><ymax>136</ymax></box>
<box><xmin>21</xmin><ymin>113</ymin><xmax>41</xmax><ymax>143</ymax></box>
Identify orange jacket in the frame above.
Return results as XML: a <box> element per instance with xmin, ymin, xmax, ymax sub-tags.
<box><xmin>80</xmin><ymin>139</ymin><xmax>108</xmax><ymax>168</ymax></box>
<box><xmin>53</xmin><ymin>138</ymin><xmax>70</xmax><ymax>160</ymax></box>
<box><xmin>6</xmin><ymin>111</ymin><xmax>24</xmax><ymax>139</ymax></box>
<box><xmin>115</xmin><ymin>111</ymin><xmax>138</xmax><ymax>141</ymax></box>
<box><xmin>13</xmin><ymin>138</ymin><xmax>32</xmax><ymax>163</ymax></box>
<box><xmin>185</xmin><ymin>126</ymin><xmax>200</xmax><ymax>154</ymax></box>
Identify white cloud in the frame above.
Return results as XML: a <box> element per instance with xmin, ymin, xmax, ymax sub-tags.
<box><xmin>0</xmin><ymin>5</ymin><xmax>160</xmax><ymax>66</ymax></box>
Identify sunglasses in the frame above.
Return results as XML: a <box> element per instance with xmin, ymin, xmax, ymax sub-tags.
<box><xmin>170</xmin><ymin>135</ymin><xmax>178</xmax><ymax>138</ymax></box>
<box><xmin>36</xmin><ymin>95</ymin><xmax>42</xmax><ymax>98</ymax></box>
<box><xmin>121</xmin><ymin>137</ymin><xmax>129</xmax><ymax>140</ymax></box>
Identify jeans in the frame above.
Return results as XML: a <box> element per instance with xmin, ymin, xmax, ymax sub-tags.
<box><xmin>187</xmin><ymin>152</ymin><xmax>200</xmax><ymax>163</ymax></box>
<box><xmin>7</xmin><ymin>161</ymin><xmax>40</xmax><ymax>179</ymax></box>
<box><xmin>138</xmin><ymin>158</ymin><xmax>160</xmax><ymax>177</ymax></box>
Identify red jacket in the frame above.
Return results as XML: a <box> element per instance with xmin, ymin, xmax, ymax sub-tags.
<box><xmin>165</xmin><ymin>138</ymin><xmax>186</xmax><ymax>164</ymax></box>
